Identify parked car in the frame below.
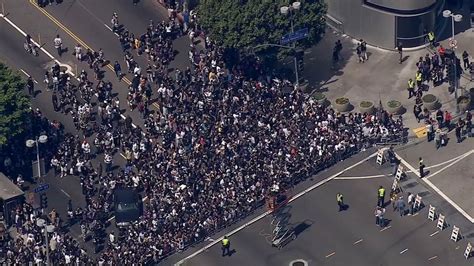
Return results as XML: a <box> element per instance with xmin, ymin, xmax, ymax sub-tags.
<box><xmin>114</xmin><ymin>188</ymin><xmax>141</xmax><ymax>227</ymax></box>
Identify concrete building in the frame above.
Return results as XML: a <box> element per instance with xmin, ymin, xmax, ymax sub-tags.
<box><xmin>325</xmin><ymin>0</ymin><xmax>471</xmax><ymax>49</ymax></box>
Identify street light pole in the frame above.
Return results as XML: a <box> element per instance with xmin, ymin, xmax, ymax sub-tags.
<box><xmin>443</xmin><ymin>9</ymin><xmax>463</xmax><ymax>114</ymax></box>
<box><xmin>26</xmin><ymin>135</ymin><xmax>48</xmax><ymax>180</ymax></box>
<box><xmin>281</xmin><ymin>2</ymin><xmax>301</xmax><ymax>88</ymax></box>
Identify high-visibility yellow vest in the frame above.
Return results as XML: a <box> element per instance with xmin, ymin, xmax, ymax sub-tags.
<box><xmin>408</xmin><ymin>80</ymin><xmax>415</xmax><ymax>88</ymax></box>
<box><xmin>428</xmin><ymin>32</ymin><xmax>435</xmax><ymax>41</ymax></box>
<box><xmin>416</xmin><ymin>73</ymin><xmax>422</xmax><ymax>81</ymax></box>
<box><xmin>222</xmin><ymin>238</ymin><xmax>229</xmax><ymax>246</ymax></box>
<box><xmin>378</xmin><ymin>188</ymin><xmax>385</xmax><ymax>197</ymax></box>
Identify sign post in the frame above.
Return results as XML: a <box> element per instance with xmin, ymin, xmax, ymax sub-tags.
<box><xmin>280</xmin><ymin>28</ymin><xmax>309</xmax><ymax>45</ymax></box>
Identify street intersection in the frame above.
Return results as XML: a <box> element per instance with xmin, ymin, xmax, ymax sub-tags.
<box><xmin>0</xmin><ymin>0</ymin><xmax>473</xmax><ymax>265</ymax></box>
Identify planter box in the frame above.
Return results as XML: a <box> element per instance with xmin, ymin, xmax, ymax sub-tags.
<box><xmin>386</xmin><ymin>100</ymin><xmax>402</xmax><ymax>114</ymax></box>
<box><xmin>333</xmin><ymin>97</ymin><xmax>351</xmax><ymax>112</ymax></box>
<box><xmin>359</xmin><ymin>101</ymin><xmax>375</xmax><ymax>115</ymax></box>
<box><xmin>422</xmin><ymin>94</ymin><xmax>439</xmax><ymax>111</ymax></box>
<box><xmin>312</xmin><ymin>92</ymin><xmax>327</xmax><ymax>105</ymax></box>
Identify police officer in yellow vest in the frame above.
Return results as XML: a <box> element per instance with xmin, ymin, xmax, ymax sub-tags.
<box><xmin>377</xmin><ymin>186</ymin><xmax>385</xmax><ymax>207</ymax></box>
<box><xmin>407</xmin><ymin>78</ymin><xmax>415</xmax><ymax>99</ymax></box>
<box><xmin>337</xmin><ymin>192</ymin><xmax>344</xmax><ymax>212</ymax></box>
<box><xmin>415</xmin><ymin>71</ymin><xmax>423</xmax><ymax>89</ymax></box>
<box><xmin>428</xmin><ymin>31</ymin><xmax>435</xmax><ymax>47</ymax></box>
<box><xmin>222</xmin><ymin>236</ymin><xmax>230</xmax><ymax>256</ymax></box>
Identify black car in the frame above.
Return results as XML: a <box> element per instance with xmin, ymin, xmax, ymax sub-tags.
<box><xmin>114</xmin><ymin>188</ymin><xmax>141</xmax><ymax>227</ymax></box>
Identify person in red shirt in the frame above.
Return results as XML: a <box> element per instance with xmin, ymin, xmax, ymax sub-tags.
<box><xmin>437</xmin><ymin>45</ymin><xmax>446</xmax><ymax>64</ymax></box>
<box><xmin>444</xmin><ymin>110</ymin><xmax>452</xmax><ymax>130</ymax></box>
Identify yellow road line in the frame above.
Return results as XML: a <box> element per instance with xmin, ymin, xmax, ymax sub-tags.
<box><xmin>29</xmin><ymin>0</ymin><xmax>131</xmax><ymax>85</ymax></box>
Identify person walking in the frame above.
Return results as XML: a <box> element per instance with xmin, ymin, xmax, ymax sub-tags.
<box><xmin>374</xmin><ymin>206</ymin><xmax>381</xmax><ymax>226</ymax></box>
<box><xmin>407</xmin><ymin>78</ymin><xmax>415</xmax><ymax>98</ymax></box>
<box><xmin>413</xmin><ymin>104</ymin><xmax>422</xmax><ymax>123</ymax></box>
<box><xmin>419</xmin><ymin>157</ymin><xmax>425</xmax><ymax>178</ymax></box>
<box><xmin>377</xmin><ymin>186</ymin><xmax>385</xmax><ymax>207</ymax></box>
<box><xmin>356</xmin><ymin>44</ymin><xmax>363</xmax><ymax>63</ymax></box>
<box><xmin>221</xmin><ymin>236</ymin><xmax>230</xmax><ymax>256</ymax></box>
<box><xmin>397</xmin><ymin>42</ymin><xmax>403</xmax><ymax>64</ymax></box>
<box><xmin>52</xmin><ymin>92</ymin><xmax>59</xmax><ymax>112</ymax></box>
<box><xmin>53</xmin><ymin>34</ymin><xmax>62</xmax><ymax>57</ymax></box>
<box><xmin>336</xmin><ymin>192</ymin><xmax>344</xmax><ymax>212</ymax></box>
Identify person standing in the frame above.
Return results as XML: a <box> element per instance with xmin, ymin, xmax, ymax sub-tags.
<box><xmin>413</xmin><ymin>104</ymin><xmax>422</xmax><ymax>123</ymax></box>
<box><xmin>428</xmin><ymin>31</ymin><xmax>435</xmax><ymax>48</ymax></box>
<box><xmin>434</xmin><ymin>129</ymin><xmax>441</xmax><ymax>150</ymax></box>
<box><xmin>444</xmin><ymin>110</ymin><xmax>452</xmax><ymax>130</ymax></box>
<box><xmin>377</xmin><ymin>186</ymin><xmax>385</xmax><ymax>207</ymax></box>
<box><xmin>397</xmin><ymin>42</ymin><xmax>403</xmax><ymax>64</ymax></box>
<box><xmin>455</xmin><ymin>120</ymin><xmax>463</xmax><ymax>143</ymax></box>
<box><xmin>360</xmin><ymin>39</ymin><xmax>368</xmax><ymax>61</ymax></box>
<box><xmin>221</xmin><ymin>236</ymin><xmax>230</xmax><ymax>256</ymax></box>
<box><xmin>356</xmin><ymin>43</ymin><xmax>363</xmax><ymax>63</ymax></box>
<box><xmin>53</xmin><ymin>34</ymin><xmax>62</xmax><ymax>57</ymax></box>
<box><xmin>336</xmin><ymin>192</ymin><xmax>344</xmax><ymax>212</ymax></box>
<box><xmin>396</xmin><ymin>196</ymin><xmax>406</xmax><ymax>216</ymax></box>
<box><xmin>374</xmin><ymin>206</ymin><xmax>381</xmax><ymax>226</ymax></box>
<box><xmin>52</xmin><ymin>92</ymin><xmax>59</xmax><ymax>112</ymax></box>
<box><xmin>27</xmin><ymin>76</ymin><xmax>34</xmax><ymax>96</ymax></box>
<box><xmin>113</xmin><ymin>61</ymin><xmax>122</xmax><ymax>80</ymax></box>
<box><xmin>415</xmin><ymin>70</ymin><xmax>423</xmax><ymax>90</ymax></box>
<box><xmin>462</xmin><ymin>51</ymin><xmax>470</xmax><ymax>70</ymax></box>
<box><xmin>407</xmin><ymin>78</ymin><xmax>415</xmax><ymax>98</ymax></box>
<box><xmin>419</xmin><ymin>157</ymin><xmax>425</xmax><ymax>178</ymax></box>
<box><xmin>407</xmin><ymin>193</ymin><xmax>415</xmax><ymax>215</ymax></box>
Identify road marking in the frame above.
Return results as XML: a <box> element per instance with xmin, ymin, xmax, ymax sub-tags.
<box><xmin>325</xmin><ymin>252</ymin><xmax>336</xmax><ymax>258</ymax></box>
<box><xmin>455</xmin><ymin>246</ymin><xmax>460</xmax><ymax>250</ymax></box>
<box><xmin>353</xmin><ymin>239</ymin><xmax>363</xmax><ymax>245</ymax></box>
<box><xmin>28</xmin><ymin>0</ymin><xmax>132</xmax><ymax>85</ymax></box>
<box><xmin>428</xmin><ymin>256</ymin><xmax>437</xmax><ymax>261</ymax></box>
<box><xmin>425</xmin><ymin>150</ymin><xmax>474</xmax><ymax>179</ymax></box>
<box><xmin>19</xmin><ymin>69</ymin><xmax>38</xmax><ymax>83</ymax></box>
<box><xmin>104</xmin><ymin>24</ymin><xmax>120</xmax><ymax>37</ymax></box>
<box><xmin>119</xmin><ymin>153</ymin><xmax>126</xmax><ymax>159</ymax></box>
<box><xmin>400</xmin><ymin>248</ymin><xmax>408</xmax><ymax>254</ymax></box>
<box><xmin>60</xmin><ymin>189</ymin><xmax>71</xmax><ymax>198</ymax></box>
<box><xmin>395</xmin><ymin>151</ymin><xmax>474</xmax><ymax>223</ymax></box>
<box><xmin>380</xmin><ymin>225</ymin><xmax>392</xmax><ymax>232</ymax></box>
<box><xmin>175</xmin><ymin>152</ymin><xmax>378</xmax><ymax>265</ymax></box>
<box><xmin>412</xmin><ymin>213</ymin><xmax>419</xmax><ymax>217</ymax></box>
<box><xmin>335</xmin><ymin>151</ymin><xmax>473</xmax><ymax>180</ymax></box>
<box><xmin>429</xmin><ymin>230</ymin><xmax>439</xmax><ymax>237</ymax></box>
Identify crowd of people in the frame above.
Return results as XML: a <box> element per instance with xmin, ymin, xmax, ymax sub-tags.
<box><xmin>4</xmin><ymin>10</ymin><xmax>406</xmax><ymax>265</ymax></box>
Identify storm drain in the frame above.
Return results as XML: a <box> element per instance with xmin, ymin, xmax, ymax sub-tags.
<box><xmin>289</xmin><ymin>259</ymin><xmax>308</xmax><ymax>266</ymax></box>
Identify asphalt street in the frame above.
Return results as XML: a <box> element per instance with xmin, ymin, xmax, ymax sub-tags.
<box><xmin>174</xmin><ymin>152</ymin><xmax>472</xmax><ymax>266</ymax></box>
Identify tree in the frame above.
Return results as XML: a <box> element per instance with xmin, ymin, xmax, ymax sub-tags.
<box><xmin>0</xmin><ymin>62</ymin><xmax>31</xmax><ymax>145</ymax></box>
<box><xmin>197</xmin><ymin>0</ymin><xmax>327</xmax><ymax>52</ymax></box>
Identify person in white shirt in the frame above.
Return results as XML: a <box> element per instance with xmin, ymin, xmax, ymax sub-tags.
<box><xmin>53</xmin><ymin>34</ymin><xmax>62</xmax><ymax>56</ymax></box>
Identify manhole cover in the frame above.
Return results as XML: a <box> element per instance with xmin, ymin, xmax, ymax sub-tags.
<box><xmin>289</xmin><ymin>259</ymin><xmax>308</xmax><ymax>266</ymax></box>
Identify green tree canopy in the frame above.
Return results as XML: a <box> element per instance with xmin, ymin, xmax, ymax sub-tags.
<box><xmin>0</xmin><ymin>63</ymin><xmax>31</xmax><ymax>145</ymax></box>
<box><xmin>197</xmin><ymin>0</ymin><xmax>327</xmax><ymax>51</ymax></box>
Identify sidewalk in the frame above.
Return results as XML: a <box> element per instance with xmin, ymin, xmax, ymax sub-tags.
<box><xmin>302</xmin><ymin>27</ymin><xmax>473</xmax><ymax>138</ymax></box>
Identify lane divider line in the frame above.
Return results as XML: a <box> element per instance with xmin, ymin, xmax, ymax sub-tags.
<box><xmin>353</xmin><ymin>239</ymin><xmax>363</xmax><ymax>245</ymax></box>
<box><xmin>427</xmin><ymin>256</ymin><xmax>437</xmax><ymax>261</ymax></box>
<box><xmin>175</xmin><ymin>152</ymin><xmax>378</xmax><ymax>265</ymax></box>
<box><xmin>429</xmin><ymin>230</ymin><xmax>439</xmax><ymax>237</ymax></box>
<box><xmin>28</xmin><ymin>0</ymin><xmax>132</xmax><ymax>85</ymax></box>
<box><xmin>399</xmin><ymin>248</ymin><xmax>408</xmax><ymax>254</ymax></box>
<box><xmin>325</xmin><ymin>252</ymin><xmax>336</xmax><ymax>258</ymax></box>
<box><xmin>19</xmin><ymin>69</ymin><xmax>38</xmax><ymax>83</ymax></box>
